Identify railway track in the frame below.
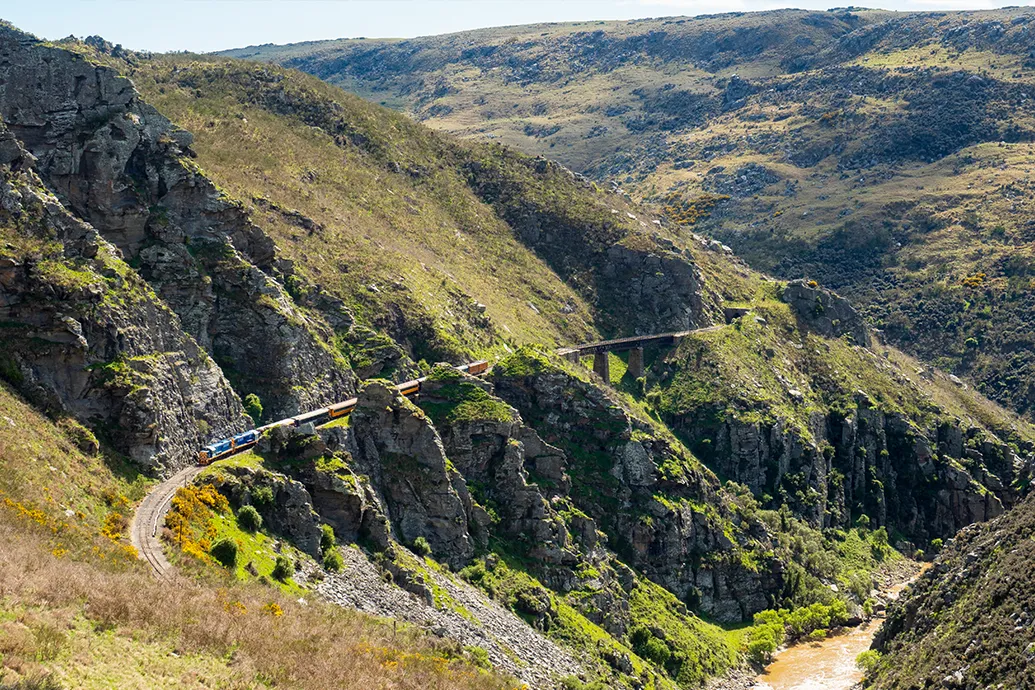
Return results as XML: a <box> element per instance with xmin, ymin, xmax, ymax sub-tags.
<box><xmin>130</xmin><ymin>464</ymin><xmax>202</xmax><ymax>580</ymax></box>
<box><xmin>129</xmin><ymin>335</ymin><xmax>706</xmax><ymax>578</ymax></box>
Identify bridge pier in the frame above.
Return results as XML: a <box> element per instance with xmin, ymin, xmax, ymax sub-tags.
<box><xmin>628</xmin><ymin>347</ymin><xmax>644</xmax><ymax>379</ymax></box>
<box><xmin>593</xmin><ymin>352</ymin><xmax>610</xmax><ymax>382</ymax></box>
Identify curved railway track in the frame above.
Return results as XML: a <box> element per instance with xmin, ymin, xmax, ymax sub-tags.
<box><xmin>130</xmin><ymin>465</ymin><xmax>202</xmax><ymax>580</ymax></box>
<box><xmin>129</xmin><ymin>332</ymin><xmax>713</xmax><ymax>578</ymax></box>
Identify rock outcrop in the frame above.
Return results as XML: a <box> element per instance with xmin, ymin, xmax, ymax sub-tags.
<box><xmin>462</xmin><ymin>151</ymin><xmax>715</xmax><ymax>334</ymax></box>
<box><xmin>205</xmin><ymin>464</ymin><xmax>324</xmax><ymax>557</ymax></box>
<box><xmin>489</xmin><ymin>357</ymin><xmax>783</xmax><ymax>621</ymax></box>
<box><xmin>782</xmin><ymin>279</ymin><xmax>872</xmax><ymax>346</ymax></box>
<box><xmin>697</xmin><ymin>402</ymin><xmax>1011</xmax><ymax>540</ymax></box>
<box><xmin>0</xmin><ymin>121</ymin><xmax>249</xmax><ymax>470</ymax></box>
<box><xmin>344</xmin><ymin>381</ymin><xmax>486</xmax><ymax>568</ymax></box>
<box><xmin>0</xmin><ymin>26</ymin><xmax>355</xmax><ymax>416</ymax></box>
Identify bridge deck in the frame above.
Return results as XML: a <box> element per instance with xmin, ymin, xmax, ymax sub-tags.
<box><xmin>560</xmin><ymin>328</ymin><xmax>713</xmax><ymax>356</ymax></box>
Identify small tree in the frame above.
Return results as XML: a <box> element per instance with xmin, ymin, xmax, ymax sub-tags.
<box><xmin>412</xmin><ymin>536</ymin><xmax>432</xmax><ymax>557</ymax></box>
<box><xmin>323</xmin><ymin>549</ymin><xmax>343</xmax><ymax>573</ymax></box>
<box><xmin>320</xmin><ymin>524</ymin><xmax>336</xmax><ymax>553</ymax></box>
<box><xmin>252</xmin><ymin>485</ymin><xmax>274</xmax><ymax>506</ymax></box>
<box><xmin>271</xmin><ymin>555</ymin><xmax>293</xmax><ymax>581</ymax></box>
<box><xmin>211</xmin><ymin>538</ymin><xmax>238</xmax><ymax>568</ymax></box>
<box><xmin>857</xmin><ymin>650</ymin><xmax>881</xmax><ymax>674</ymax></box>
<box><xmin>243</xmin><ymin>393</ymin><xmax>263</xmax><ymax>425</ymax></box>
<box><xmin>237</xmin><ymin>505</ymin><xmax>262</xmax><ymax>532</ymax></box>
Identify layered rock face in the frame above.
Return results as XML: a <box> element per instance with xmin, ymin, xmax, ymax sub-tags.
<box><xmin>699</xmin><ymin>400</ymin><xmax>1012</xmax><ymax>540</ymax></box>
<box><xmin>344</xmin><ymin>381</ymin><xmax>486</xmax><ymax>568</ymax></box>
<box><xmin>0</xmin><ymin>123</ymin><xmax>249</xmax><ymax>469</ymax></box>
<box><xmin>0</xmin><ymin>26</ymin><xmax>355</xmax><ymax>416</ymax></box>
<box><xmin>488</xmin><ymin>361</ymin><xmax>782</xmax><ymax>621</ymax></box>
<box><xmin>782</xmin><ymin>279</ymin><xmax>872</xmax><ymax>347</ymax></box>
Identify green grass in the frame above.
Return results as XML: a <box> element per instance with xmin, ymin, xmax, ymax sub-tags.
<box><xmin>205</xmin><ymin>511</ymin><xmax>310</xmax><ymax>595</ymax></box>
<box><xmin>108</xmin><ymin>53</ymin><xmax>606</xmax><ymax>359</ymax></box>
<box><xmin>199</xmin><ymin>449</ymin><xmax>266</xmax><ymax>479</ymax></box>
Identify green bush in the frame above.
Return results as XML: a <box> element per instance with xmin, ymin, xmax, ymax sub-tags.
<box><xmin>252</xmin><ymin>485</ymin><xmax>274</xmax><ymax>506</ymax></box>
<box><xmin>747</xmin><ymin>634</ymin><xmax>778</xmax><ymax>664</ymax></box>
<box><xmin>237</xmin><ymin>505</ymin><xmax>262</xmax><ymax>532</ymax></box>
<box><xmin>271</xmin><ymin>555</ymin><xmax>294</xmax><ymax>581</ymax></box>
<box><xmin>412</xmin><ymin>536</ymin><xmax>432</xmax><ymax>557</ymax></box>
<box><xmin>464</xmin><ymin>645</ymin><xmax>491</xmax><ymax>670</ymax></box>
<box><xmin>857</xmin><ymin>649</ymin><xmax>881</xmax><ymax>673</ymax></box>
<box><xmin>870</xmin><ymin>527</ymin><xmax>891</xmax><ymax>560</ymax></box>
<box><xmin>323</xmin><ymin>549</ymin><xmax>343</xmax><ymax>573</ymax></box>
<box><xmin>629</xmin><ymin>625</ymin><xmax>671</xmax><ymax>666</ymax></box>
<box><xmin>210</xmin><ymin>538</ymin><xmax>238</xmax><ymax>568</ymax></box>
<box><xmin>243</xmin><ymin>393</ymin><xmax>263</xmax><ymax>424</ymax></box>
<box><xmin>320</xmin><ymin>524</ymin><xmax>336</xmax><ymax>553</ymax></box>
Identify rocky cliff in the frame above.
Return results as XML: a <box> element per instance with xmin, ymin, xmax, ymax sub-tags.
<box><xmin>0</xmin><ymin>121</ymin><xmax>249</xmax><ymax>469</ymax></box>
<box><xmin>0</xmin><ymin>26</ymin><xmax>356</xmax><ymax>417</ymax></box>
<box><xmin>650</xmin><ymin>280</ymin><xmax>1031</xmax><ymax>547</ymax></box>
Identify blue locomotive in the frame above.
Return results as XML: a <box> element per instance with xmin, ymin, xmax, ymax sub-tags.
<box><xmin>197</xmin><ymin>360</ymin><xmax>490</xmax><ymax>465</ymax></box>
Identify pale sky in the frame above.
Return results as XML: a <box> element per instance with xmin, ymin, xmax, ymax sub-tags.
<box><xmin>5</xmin><ymin>0</ymin><xmax>1034</xmax><ymax>53</ymax></box>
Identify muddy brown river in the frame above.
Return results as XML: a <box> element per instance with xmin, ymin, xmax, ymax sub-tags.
<box><xmin>750</xmin><ymin>570</ymin><xmax>924</xmax><ymax>690</ymax></box>
<box><xmin>750</xmin><ymin>617</ymin><xmax>879</xmax><ymax>690</ymax></box>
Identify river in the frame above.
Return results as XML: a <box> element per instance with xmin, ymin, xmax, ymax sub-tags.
<box><xmin>749</xmin><ymin>569</ymin><xmax>925</xmax><ymax>690</ymax></box>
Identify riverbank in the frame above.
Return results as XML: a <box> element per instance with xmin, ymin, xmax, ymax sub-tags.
<box><xmin>709</xmin><ymin>560</ymin><xmax>925</xmax><ymax>690</ymax></box>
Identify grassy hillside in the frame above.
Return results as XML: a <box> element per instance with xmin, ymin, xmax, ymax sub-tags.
<box><xmin>868</xmin><ymin>491</ymin><xmax>1035</xmax><ymax>689</ymax></box>
<box><xmin>0</xmin><ymin>24</ymin><xmax>1028</xmax><ymax>689</ymax></box>
<box><xmin>62</xmin><ymin>44</ymin><xmax>727</xmax><ymax>373</ymax></box>
<box><xmin>226</xmin><ymin>7</ymin><xmax>1035</xmax><ymax>419</ymax></box>
<box><xmin>0</xmin><ymin>380</ymin><xmax>515</xmax><ymax>689</ymax></box>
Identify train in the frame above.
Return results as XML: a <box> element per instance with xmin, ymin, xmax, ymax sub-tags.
<box><xmin>197</xmin><ymin>360</ymin><xmax>490</xmax><ymax>465</ymax></box>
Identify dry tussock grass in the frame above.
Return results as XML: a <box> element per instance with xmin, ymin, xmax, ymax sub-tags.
<box><xmin>0</xmin><ymin>520</ymin><xmax>518</xmax><ymax>690</ymax></box>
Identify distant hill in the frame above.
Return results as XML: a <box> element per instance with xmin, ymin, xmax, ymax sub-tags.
<box><xmin>222</xmin><ymin>7</ymin><xmax>1035</xmax><ymax>419</ymax></box>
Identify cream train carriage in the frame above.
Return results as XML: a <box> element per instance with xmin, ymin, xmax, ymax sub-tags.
<box><xmin>197</xmin><ymin>360</ymin><xmax>490</xmax><ymax>465</ymax></box>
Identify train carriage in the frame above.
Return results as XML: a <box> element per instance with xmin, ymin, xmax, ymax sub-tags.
<box><xmin>197</xmin><ymin>360</ymin><xmax>491</xmax><ymax>466</ymax></box>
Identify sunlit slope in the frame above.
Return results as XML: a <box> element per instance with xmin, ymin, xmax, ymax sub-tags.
<box><xmin>222</xmin><ymin>7</ymin><xmax>1035</xmax><ymax>419</ymax></box>
<box><xmin>0</xmin><ymin>373</ymin><xmax>514</xmax><ymax>689</ymax></box>
<box><xmin>92</xmin><ymin>53</ymin><xmax>714</xmax><ymax>365</ymax></box>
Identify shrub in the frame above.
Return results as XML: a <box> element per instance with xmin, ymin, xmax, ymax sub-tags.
<box><xmin>323</xmin><ymin>549</ymin><xmax>343</xmax><ymax>573</ymax></box>
<box><xmin>747</xmin><ymin>634</ymin><xmax>778</xmax><ymax>664</ymax></box>
<box><xmin>412</xmin><ymin>536</ymin><xmax>432</xmax><ymax>557</ymax></box>
<box><xmin>252</xmin><ymin>485</ymin><xmax>274</xmax><ymax>506</ymax></box>
<box><xmin>210</xmin><ymin>538</ymin><xmax>238</xmax><ymax>568</ymax></box>
<box><xmin>3</xmin><ymin>674</ymin><xmax>66</xmax><ymax>690</ymax></box>
<box><xmin>243</xmin><ymin>393</ymin><xmax>263</xmax><ymax>424</ymax></box>
<box><xmin>320</xmin><ymin>523</ymin><xmax>336</xmax><ymax>553</ymax></box>
<box><xmin>237</xmin><ymin>505</ymin><xmax>262</xmax><ymax>532</ymax></box>
<box><xmin>629</xmin><ymin>625</ymin><xmax>671</xmax><ymax>666</ymax></box>
<box><xmin>271</xmin><ymin>554</ymin><xmax>293</xmax><ymax>581</ymax></box>
<box><xmin>464</xmin><ymin>645</ymin><xmax>491</xmax><ymax>670</ymax></box>
<box><xmin>857</xmin><ymin>649</ymin><xmax>881</xmax><ymax>673</ymax></box>
<box><xmin>870</xmin><ymin>527</ymin><xmax>891</xmax><ymax>560</ymax></box>
<box><xmin>31</xmin><ymin>622</ymin><xmax>68</xmax><ymax>662</ymax></box>
<box><xmin>930</xmin><ymin>538</ymin><xmax>943</xmax><ymax>553</ymax></box>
